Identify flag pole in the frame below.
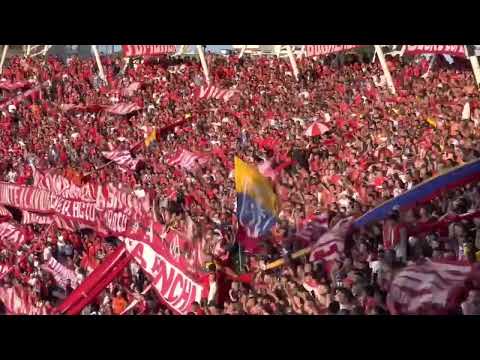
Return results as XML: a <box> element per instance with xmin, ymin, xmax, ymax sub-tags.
<box><xmin>286</xmin><ymin>45</ymin><xmax>299</xmax><ymax>81</ymax></box>
<box><xmin>91</xmin><ymin>45</ymin><xmax>106</xmax><ymax>83</ymax></box>
<box><xmin>196</xmin><ymin>45</ymin><xmax>210</xmax><ymax>85</ymax></box>
<box><xmin>0</xmin><ymin>45</ymin><xmax>9</xmax><ymax>75</ymax></box>
<box><xmin>466</xmin><ymin>45</ymin><xmax>480</xmax><ymax>89</ymax></box>
<box><xmin>374</xmin><ymin>45</ymin><xmax>396</xmax><ymax>95</ymax></box>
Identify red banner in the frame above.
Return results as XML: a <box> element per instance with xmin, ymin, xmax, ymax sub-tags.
<box><xmin>405</xmin><ymin>45</ymin><xmax>465</xmax><ymax>58</ymax></box>
<box><xmin>121</xmin><ymin>236</ymin><xmax>202</xmax><ymax>315</ymax></box>
<box><xmin>21</xmin><ymin>210</ymin><xmax>53</xmax><ymax>225</ymax></box>
<box><xmin>122</xmin><ymin>45</ymin><xmax>177</xmax><ymax>57</ymax></box>
<box><xmin>194</xmin><ymin>85</ymin><xmax>238</xmax><ymax>103</ymax></box>
<box><xmin>305</xmin><ymin>45</ymin><xmax>363</xmax><ymax>57</ymax></box>
<box><xmin>0</xmin><ymin>285</ymin><xmax>49</xmax><ymax>315</ymax></box>
<box><xmin>41</xmin><ymin>256</ymin><xmax>79</xmax><ymax>289</ymax></box>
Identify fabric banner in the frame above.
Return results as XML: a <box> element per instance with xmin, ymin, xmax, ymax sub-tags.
<box><xmin>353</xmin><ymin>159</ymin><xmax>480</xmax><ymax>228</ymax></box>
<box><xmin>122</xmin><ymin>236</ymin><xmax>203</xmax><ymax>315</ymax></box>
<box><xmin>60</xmin><ymin>103</ymin><xmax>105</xmax><ymax>114</ymax></box>
<box><xmin>387</xmin><ymin>259</ymin><xmax>473</xmax><ymax>315</ymax></box>
<box><xmin>122</xmin><ymin>45</ymin><xmax>177</xmax><ymax>57</ymax></box>
<box><xmin>41</xmin><ymin>256</ymin><xmax>79</xmax><ymax>290</ymax></box>
<box><xmin>102</xmin><ymin>149</ymin><xmax>141</xmax><ymax>172</ymax></box>
<box><xmin>0</xmin><ymin>205</ymin><xmax>12</xmax><ymax>221</ymax></box>
<box><xmin>0</xmin><ymin>81</ymin><xmax>49</xmax><ymax>111</ymax></box>
<box><xmin>309</xmin><ymin>217</ymin><xmax>354</xmax><ymax>271</ymax></box>
<box><xmin>167</xmin><ymin>149</ymin><xmax>208</xmax><ymax>171</ymax></box>
<box><xmin>105</xmin><ymin>103</ymin><xmax>142</xmax><ymax>115</ymax></box>
<box><xmin>405</xmin><ymin>45</ymin><xmax>465</xmax><ymax>58</ymax></box>
<box><xmin>0</xmin><ymin>285</ymin><xmax>49</xmax><ymax>315</ymax></box>
<box><xmin>0</xmin><ymin>80</ymin><xmax>32</xmax><ymax>92</ymax></box>
<box><xmin>194</xmin><ymin>85</ymin><xmax>238</xmax><ymax>103</ymax></box>
<box><xmin>0</xmin><ymin>222</ymin><xmax>31</xmax><ymax>250</ymax></box>
<box><xmin>21</xmin><ymin>210</ymin><xmax>53</xmax><ymax>225</ymax></box>
<box><xmin>305</xmin><ymin>45</ymin><xmax>363</xmax><ymax>57</ymax></box>
<box><xmin>295</xmin><ymin>213</ymin><xmax>329</xmax><ymax>244</ymax></box>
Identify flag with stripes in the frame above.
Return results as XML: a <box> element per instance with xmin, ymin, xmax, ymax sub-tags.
<box><xmin>167</xmin><ymin>149</ymin><xmax>208</xmax><ymax>171</ymax></box>
<box><xmin>102</xmin><ymin>149</ymin><xmax>141</xmax><ymax>172</ymax></box>
<box><xmin>0</xmin><ymin>222</ymin><xmax>31</xmax><ymax>250</ymax></box>
<box><xmin>0</xmin><ymin>80</ymin><xmax>32</xmax><ymax>91</ymax></box>
<box><xmin>105</xmin><ymin>103</ymin><xmax>142</xmax><ymax>116</ymax></box>
<box><xmin>295</xmin><ymin>213</ymin><xmax>329</xmax><ymax>245</ymax></box>
<box><xmin>387</xmin><ymin>259</ymin><xmax>473</xmax><ymax>315</ymax></box>
<box><xmin>0</xmin><ymin>285</ymin><xmax>49</xmax><ymax>315</ymax></box>
<box><xmin>0</xmin><ymin>205</ymin><xmax>12</xmax><ymax>222</ymax></box>
<box><xmin>309</xmin><ymin>217</ymin><xmax>354</xmax><ymax>271</ymax></box>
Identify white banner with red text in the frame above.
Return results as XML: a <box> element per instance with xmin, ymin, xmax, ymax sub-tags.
<box><xmin>122</xmin><ymin>45</ymin><xmax>177</xmax><ymax>57</ymax></box>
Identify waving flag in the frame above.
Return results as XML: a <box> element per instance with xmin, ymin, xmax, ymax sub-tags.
<box><xmin>387</xmin><ymin>259</ymin><xmax>473</xmax><ymax>315</ymax></box>
<box><xmin>235</xmin><ymin>157</ymin><xmax>279</xmax><ymax>238</ymax></box>
<box><xmin>144</xmin><ymin>127</ymin><xmax>157</xmax><ymax>147</ymax></box>
<box><xmin>102</xmin><ymin>149</ymin><xmax>141</xmax><ymax>172</ymax></box>
<box><xmin>0</xmin><ymin>205</ymin><xmax>12</xmax><ymax>222</ymax></box>
<box><xmin>167</xmin><ymin>149</ymin><xmax>208</xmax><ymax>171</ymax></box>
<box><xmin>295</xmin><ymin>213</ymin><xmax>330</xmax><ymax>244</ymax></box>
<box><xmin>0</xmin><ymin>222</ymin><xmax>32</xmax><ymax>250</ymax></box>
<box><xmin>105</xmin><ymin>103</ymin><xmax>142</xmax><ymax>116</ymax></box>
<box><xmin>0</xmin><ymin>80</ymin><xmax>32</xmax><ymax>91</ymax></box>
<box><xmin>309</xmin><ymin>217</ymin><xmax>354</xmax><ymax>272</ymax></box>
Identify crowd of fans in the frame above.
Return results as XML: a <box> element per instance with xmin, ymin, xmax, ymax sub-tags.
<box><xmin>1</xmin><ymin>48</ymin><xmax>480</xmax><ymax>315</ymax></box>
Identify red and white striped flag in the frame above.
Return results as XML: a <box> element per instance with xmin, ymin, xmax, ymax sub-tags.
<box><xmin>387</xmin><ymin>259</ymin><xmax>474</xmax><ymax>315</ymax></box>
<box><xmin>0</xmin><ymin>80</ymin><xmax>32</xmax><ymax>91</ymax></box>
<box><xmin>0</xmin><ymin>222</ymin><xmax>31</xmax><ymax>250</ymax></box>
<box><xmin>309</xmin><ymin>217</ymin><xmax>354</xmax><ymax>271</ymax></box>
<box><xmin>0</xmin><ymin>285</ymin><xmax>49</xmax><ymax>315</ymax></box>
<box><xmin>102</xmin><ymin>149</ymin><xmax>141</xmax><ymax>172</ymax></box>
<box><xmin>0</xmin><ymin>205</ymin><xmax>12</xmax><ymax>221</ymax></box>
<box><xmin>167</xmin><ymin>149</ymin><xmax>208</xmax><ymax>171</ymax></box>
<box><xmin>105</xmin><ymin>103</ymin><xmax>142</xmax><ymax>116</ymax></box>
<box><xmin>295</xmin><ymin>213</ymin><xmax>329</xmax><ymax>244</ymax></box>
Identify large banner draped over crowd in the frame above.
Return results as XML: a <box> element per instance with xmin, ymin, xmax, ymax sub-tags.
<box><xmin>0</xmin><ymin>170</ymin><xmax>203</xmax><ymax>314</ymax></box>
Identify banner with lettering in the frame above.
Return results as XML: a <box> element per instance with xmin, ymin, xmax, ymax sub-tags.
<box><xmin>305</xmin><ymin>45</ymin><xmax>363</xmax><ymax>57</ymax></box>
<box><xmin>194</xmin><ymin>85</ymin><xmax>238</xmax><ymax>103</ymax></box>
<box><xmin>122</xmin><ymin>45</ymin><xmax>177</xmax><ymax>57</ymax></box>
<box><xmin>405</xmin><ymin>45</ymin><xmax>466</xmax><ymax>58</ymax></box>
<box><xmin>41</xmin><ymin>256</ymin><xmax>79</xmax><ymax>290</ymax></box>
<box><xmin>121</xmin><ymin>236</ymin><xmax>203</xmax><ymax>315</ymax></box>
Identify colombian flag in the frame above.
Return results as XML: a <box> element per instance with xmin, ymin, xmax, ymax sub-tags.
<box><xmin>145</xmin><ymin>127</ymin><xmax>157</xmax><ymax>147</ymax></box>
<box><xmin>235</xmin><ymin>157</ymin><xmax>279</xmax><ymax>238</ymax></box>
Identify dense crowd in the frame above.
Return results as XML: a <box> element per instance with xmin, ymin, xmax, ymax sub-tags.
<box><xmin>1</xmin><ymin>48</ymin><xmax>480</xmax><ymax>315</ymax></box>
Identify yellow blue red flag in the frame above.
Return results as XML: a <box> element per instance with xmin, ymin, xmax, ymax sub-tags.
<box><xmin>234</xmin><ymin>157</ymin><xmax>279</xmax><ymax>237</ymax></box>
<box><xmin>145</xmin><ymin>127</ymin><xmax>157</xmax><ymax>147</ymax></box>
